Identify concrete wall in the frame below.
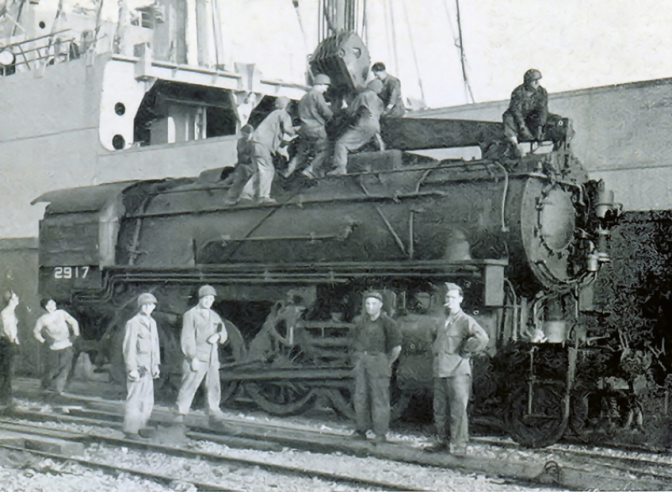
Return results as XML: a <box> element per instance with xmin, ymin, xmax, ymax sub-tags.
<box><xmin>414</xmin><ymin>78</ymin><xmax>672</xmax><ymax>213</ymax></box>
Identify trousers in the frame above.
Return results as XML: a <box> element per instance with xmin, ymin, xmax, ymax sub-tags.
<box><xmin>124</xmin><ymin>370</ymin><xmax>154</xmax><ymax>434</ymax></box>
<box><xmin>353</xmin><ymin>353</ymin><xmax>391</xmax><ymax>436</ymax></box>
<box><xmin>241</xmin><ymin>142</ymin><xmax>274</xmax><ymax>200</ymax></box>
<box><xmin>41</xmin><ymin>346</ymin><xmax>74</xmax><ymax>395</ymax></box>
<box><xmin>0</xmin><ymin>339</ymin><xmax>16</xmax><ymax>405</ymax></box>
<box><xmin>291</xmin><ymin>128</ymin><xmax>330</xmax><ymax>177</ymax></box>
<box><xmin>433</xmin><ymin>375</ymin><xmax>472</xmax><ymax>447</ymax></box>
<box><xmin>175</xmin><ymin>355</ymin><xmax>221</xmax><ymax>415</ymax></box>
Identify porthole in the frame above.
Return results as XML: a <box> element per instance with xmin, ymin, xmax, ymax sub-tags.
<box><xmin>112</xmin><ymin>134</ymin><xmax>125</xmax><ymax>150</ymax></box>
<box><xmin>39</xmin><ymin>21</ymin><xmax>46</xmax><ymax>29</ymax></box>
<box><xmin>114</xmin><ymin>102</ymin><xmax>126</xmax><ymax>116</ymax></box>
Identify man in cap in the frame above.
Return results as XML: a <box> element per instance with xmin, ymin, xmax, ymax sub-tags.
<box><xmin>33</xmin><ymin>299</ymin><xmax>80</xmax><ymax>398</ymax></box>
<box><xmin>283</xmin><ymin>73</ymin><xmax>333</xmax><ymax>179</ymax></box>
<box><xmin>224</xmin><ymin>124</ymin><xmax>256</xmax><ymax>204</ymax></box>
<box><xmin>240</xmin><ymin>97</ymin><xmax>296</xmax><ymax>204</ymax></box>
<box><xmin>371</xmin><ymin>62</ymin><xmax>405</xmax><ymax>117</ymax></box>
<box><xmin>329</xmin><ymin>79</ymin><xmax>386</xmax><ymax>176</ymax></box>
<box><xmin>502</xmin><ymin>69</ymin><xmax>552</xmax><ymax>153</ymax></box>
<box><xmin>0</xmin><ymin>291</ymin><xmax>20</xmax><ymax>409</ymax></box>
<box><xmin>349</xmin><ymin>291</ymin><xmax>402</xmax><ymax>443</ymax></box>
<box><xmin>175</xmin><ymin>285</ymin><xmax>230</xmax><ymax>428</ymax></box>
<box><xmin>122</xmin><ymin>292</ymin><xmax>160</xmax><ymax>439</ymax></box>
<box><xmin>427</xmin><ymin>283</ymin><xmax>489</xmax><ymax>456</ymax></box>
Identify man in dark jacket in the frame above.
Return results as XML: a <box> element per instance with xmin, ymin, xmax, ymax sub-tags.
<box><xmin>329</xmin><ymin>79</ymin><xmax>385</xmax><ymax>175</ymax></box>
<box><xmin>427</xmin><ymin>283</ymin><xmax>489</xmax><ymax>456</ymax></box>
<box><xmin>502</xmin><ymin>69</ymin><xmax>553</xmax><ymax>149</ymax></box>
<box><xmin>284</xmin><ymin>73</ymin><xmax>333</xmax><ymax>179</ymax></box>
<box><xmin>224</xmin><ymin>124</ymin><xmax>255</xmax><ymax>204</ymax></box>
<box><xmin>372</xmin><ymin>62</ymin><xmax>405</xmax><ymax>117</ymax></box>
<box><xmin>349</xmin><ymin>291</ymin><xmax>402</xmax><ymax>444</ymax></box>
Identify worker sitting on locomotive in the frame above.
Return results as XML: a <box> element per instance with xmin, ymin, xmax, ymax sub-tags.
<box><xmin>0</xmin><ymin>291</ymin><xmax>20</xmax><ymax>410</ymax></box>
<box><xmin>426</xmin><ymin>282</ymin><xmax>489</xmax><ymax>456</ymax></box>
<box><xmin>223</xmin><ymin>124</ymin><xmax>255</xmax><ymax>205</ymax></box>
<box><xmin>502</xmin><ymin>69</ymin><xmax>563</xmax><ymax>156</ymax></box>
<box><xmin>33</xmin><ymin>299</ymin><xmax>80</xmax><ymax>398</ymax></box>
<box><xmin>329</xmin><ymin>79</ymin><xmax>386</xmax><ymax>176</ymax></box>
<box><xmin>283</xmin><ymin>73</ymin><xmax>334</xmax><ymax>180</ymax></box>
<box><xmin>174</xmin><ymin>285</ymin><xmax>234</xmax><ymax>432</ymax></box>
<box><xmin>246</xmin><ymin>296</ymin><xmax>308</xmax><ymax>363</ymax></box>
<box><xmin>371</xmin><ymin>62</ymin><xmax>406</xmax><ymax>117</ymax></box>
<box><xmin>349</xmin><ymin>291</ymin><xmax>402</xmax><ymax>444</ymax></box>
<box><xmin>122</xmin><ymin>292</ymin><xmax>160</xmax><ymax>440</ymax></box>
<box><xmin>240</xmin><ymin>97</ymin><xmax>296</xmax><ymax>204</ymax></box>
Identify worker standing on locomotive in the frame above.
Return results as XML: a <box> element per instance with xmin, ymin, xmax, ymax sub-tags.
<box><xmin>0</xmin><ymin>291</ymin><xmax>20</xmax><ymax>409</ymax></box>
<box><xmin>329</xmin><ymin>79</ymin><xmax>385</xmax><ymax>176</ymax></box>
<box><xmin>174</xmin><ymin>285</ymin><xmax>232</xmax><ymax>430</ymax></box>
<box><xmin>371</xmin><ymin>62</ymin><xmax>405</xmax><ymax>117</ymax></box>
<box><xmin>502</xmin><ymin>69</ymin><xmax>557</xmax><ymax>155</ymax></box>
<box><xmin>223</xmin><ymin>124</ymin><xmax>256</xmax><ymax>205</ymax></box>
<box><xmin>427</xmin><ymin>283</ymin><xmax>489</xmax><ymax>456</ymax></box>
<box><xmin>33</xmin><ymin>299</ymin><xmax>80</xmax><ymax>398</ymax></box>
<box><xmin>122</xmin><ymin>292</ymin><xmax>160</xmax><ymax>440</ymax></box>
<box><xmin>240</xmin><ymin>96</ymin><xmax>296</xmax><ymax>204</ymax></box>
<box><xmin>283</xmin><ymin>73</ymin><xmax>333</xmax><ymax>179</ymax></box>
<box><xmin>349</xmin><ymin>291</ymin><xmax>402</xmax><ymax>444</ymax></box>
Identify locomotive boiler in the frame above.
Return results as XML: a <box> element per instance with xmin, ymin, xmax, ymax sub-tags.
<box><xmin>32</xmin><ymin>33</ymin><xmax>619</xmax><ymax>448</ymax></box>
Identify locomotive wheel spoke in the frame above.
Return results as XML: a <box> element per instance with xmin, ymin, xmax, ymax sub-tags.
<box><xmin>507</xmin><ymin>385</ymin><xmax>567</xmax><ymax>448</ymax></box>
<box><xmin>245</xmin><ymin>381</ymin><xmax>316</xmax><ymax>416</ymax></box>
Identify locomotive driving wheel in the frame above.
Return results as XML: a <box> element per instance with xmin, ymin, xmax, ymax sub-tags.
<box><xmin>245</xmin><ymin>381</ymin><xmax>316</xmax><ymax>415</ymax></box>
<box><xmin>507</xmin><ymin>383</ymin><xmax>568</xmax><ymax>448</ymax></box>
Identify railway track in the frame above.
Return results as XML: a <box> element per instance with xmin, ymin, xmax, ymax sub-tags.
<box><xmin>0</xmin><ymin>418</ymin><xmax>428</xmax><ymax>491</ymax></box>
<box><xmin>6</xmin><ymin>392</ymin><xmax>672</xmax><ymax>491</ymax></box>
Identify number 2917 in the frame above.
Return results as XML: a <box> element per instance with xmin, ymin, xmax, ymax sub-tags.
<box><xmin>53</xmin><ymin>266</ymin><xmax>90</xmax><ymax>279</ymax></box>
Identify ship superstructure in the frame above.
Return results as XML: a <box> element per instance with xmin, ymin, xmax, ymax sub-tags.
<box><xmin>0</xmin><ymin>0</ymin><xmax>306</xmax><ymax>238</ymax></box>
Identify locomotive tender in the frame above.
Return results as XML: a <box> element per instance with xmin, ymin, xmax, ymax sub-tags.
<box><xmin>33</xmin><ymin>33</ymin><xmax>619</xmax><ymax>447</ymax></box>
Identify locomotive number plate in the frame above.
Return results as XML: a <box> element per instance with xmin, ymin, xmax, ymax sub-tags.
<box><xmin>53</xmin><ymin>266</ymin><xmax>91</xmax><ymax>280</ymax></box>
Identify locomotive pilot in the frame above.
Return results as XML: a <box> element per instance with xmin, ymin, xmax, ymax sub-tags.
<box><xmin>349</xmin><ymin>291</ymin><xmax>402</xmax><ymax>444</ymax></box>
<box><xmin>122</xmin><ymin>292</ymin><xmax>160</xmax><ymax>439</ymax></box>
<box><xmin>33</xmin><ymin>299</ymin><xmax>80</xmax><ymax>398</ymax></box>
<box><xmin>174</xmin><ymin>285</ymin><xmax>232</xmax><ymax>430</ymax></box>
<box><xmin>427</xmin><ymin>282</ymin><xmax>489</xmax><ymax>456</ymax></box>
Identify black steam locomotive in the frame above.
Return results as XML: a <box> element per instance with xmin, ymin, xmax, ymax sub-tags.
<box><xmin>33</xmin><ymin>33</ymin><xmax>620</xmax><ymax>447</ymax></box>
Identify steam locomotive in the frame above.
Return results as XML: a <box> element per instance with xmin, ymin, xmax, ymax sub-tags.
<box><xmin>33</xmin><ymin>32</ymin><xmax>620</xmax><ymax>447</ymax></box>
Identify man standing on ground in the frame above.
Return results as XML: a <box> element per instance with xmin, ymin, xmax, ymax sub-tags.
<box><xmin>33</xmin><ymin>299</ymin><xmax>80</xmax><ymax>398</ymax></box>
<box><xmin>0</xmin><ymin>291</ymin><xmax>20</xmax><ymax>409</ymax></box>
<box><xmin>371</xmin><ymin>62</ymin><xmax>405</xmax><ymax>117</ymax></box>
<box><xmin>329</xmin><ymin>79</ymin><xmax>385</xmax><ymax>176</ymax></box>
<box><xmin>349</xmin><ymin>291</ymin><xmax>402</xmax><ymax>444</ymax></box>
<box><xmin>175</xmin><ymin>285</ymin><xmax>231</xmax><ymax>429</ymax></box>
<box><xmin>122</xmin><ymin>293</ymin><xmax>160</xmax><ymax>439</ymax></box>
<box><xmin>284</xmin><ymin>73</ymin><xmax>333</xmax><ymax>179</ymax></box>
<box><xmin>427</xmin><ymin>283</ymin><xmax>489</xmax><ymax>456</ymax></box>
<box><xmin>240</xmin><ymin>97</ymin><xmax>296</xmax><ymax>203</ymax></box>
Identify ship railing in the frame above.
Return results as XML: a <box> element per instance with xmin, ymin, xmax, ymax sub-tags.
<box><xmin>1</xmin><ymin>28</ymin><xmax>101</xmax><ymax>75</ymax></box>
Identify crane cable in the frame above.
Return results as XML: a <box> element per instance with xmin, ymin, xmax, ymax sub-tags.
<box><xmin>401</xmin><ymin>0</ymin><xmax>426</xmax><ymax>105</ymax></box>
<box><xmin>291</xmin><ymin>0</ymin><xmax>309</xmax><ymax>53</ymax></box>
<box><xmin>443</xmin><ymin>0</ymin><xmax>475</xmax><ymax>103</ymax></box>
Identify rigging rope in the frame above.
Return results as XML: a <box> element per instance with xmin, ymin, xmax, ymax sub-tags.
<box><xmin>454</xmin><ymin>0</ymin><xmax>475</xmax><ymax>103</ymax></box>
<box><xmin>401</xmin><ymin>0</ymin><xmax>426</xmax><ymax>105</ymax></box>
<box><xmin>387</xmin><ymin>0</ymin><xmax>400</xmax><ymax>77</ymax></box>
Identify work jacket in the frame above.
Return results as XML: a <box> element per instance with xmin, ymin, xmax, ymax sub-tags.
<box><xmin>431</xmin><ymin>310</ymin><xmax>489</xmax><ymax>378</ymax></box>
<box><xmin>181</xmin><ymin>306</ymin><xmax>227</xmax><ymax>363</ymax></box>
<box><xmin>123</xmin><ymin>312</ymin><xmax>160</xmax><ymax>375</ymax></box>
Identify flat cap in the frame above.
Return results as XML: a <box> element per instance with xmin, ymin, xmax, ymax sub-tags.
<box><xmin>444</xmin><ymin>282</ymin><xmax>463</xmax><ymax>295</ymax></box>
<box><xmin>241</xmin><ymin>124</ymin><xmax>254</xmax><ymax>134</ymax></box>
<box><xmin>198</xmin><ymin>285</ymin><xmax>217</xmax><ymax>298</ymax></box>
<box><xmin>364</xmin><ymin>291</ymin><xmax>383</xmax><ymax>302</ymax></box>
<box><xmin>137</xmin><ymin>292</ymin><xmax>158</xmax><ymax>306</ymax></box>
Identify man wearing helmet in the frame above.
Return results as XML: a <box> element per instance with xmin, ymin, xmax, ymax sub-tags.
<box><xmin>174</xmin><ymin>285</ymin><xmax>230</xmax><ymax>429</ymax></box>
<box><xmin>329</xmin><ymin>79</ymin><xmax>386</xmax><ymax>176</ymax></box>
<box><xmin>372</xmin><ymin>62</ymin><xmax>405</xmax><ymax>117</ymax></box>
<box><xmin>284</xmin><ymin>73</ymin><xmax>334</xmax><ymax>179</ymax></box>
<box><xmin>122</xmin><ymin>292</ymin><xmax>160</xmax><ymax>439</ymax></box>
<box><xmin>502</xmin><ymin>69</ymin><xmax>551</xmax><ymax>153</ymax></box>
<box><xmin>240</xmin><ymin>97</ymin><xmax>296</xmax><ymax>204</ymax></box>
